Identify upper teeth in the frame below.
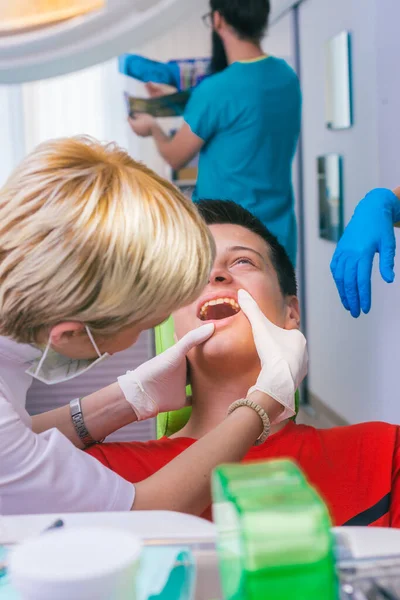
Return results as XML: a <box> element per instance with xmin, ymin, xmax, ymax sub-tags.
<box><xmin>199</xmin><ymin>298</ymin><xmax>240</xmax><ymax>317</ymax></box>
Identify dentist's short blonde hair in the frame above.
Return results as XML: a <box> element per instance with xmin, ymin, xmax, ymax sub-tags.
<box><xmin>0</xmin><ymin>136</ymin><xmax>214</xmax><ymax>343</ymax></box>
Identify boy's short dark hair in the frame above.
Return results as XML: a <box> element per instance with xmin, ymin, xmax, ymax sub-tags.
<box><xmin>210</xmin><ymin>0</ymin><xmax>270</xmax><ymax>42</ymax></box>
<box><xmin>196</xmin><ymin>199</ymin><xmax>297</xmax><ymax>297</ymax></box>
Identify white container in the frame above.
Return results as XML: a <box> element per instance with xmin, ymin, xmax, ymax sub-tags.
<box><xmin>9</xmin><ymin>526</ymin><xmax>142</xmax><ymax>600</ymax></box>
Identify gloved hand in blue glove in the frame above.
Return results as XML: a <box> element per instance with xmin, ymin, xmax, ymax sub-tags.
<box><xmin>330</xmin><ymin>188</ymin><xmax>400</xmax><ymax>317</ymax></box>
<box><xmin>118</xmin><ymin>54</ymin><xmax>180</xmax><ymax>88</ymax></box>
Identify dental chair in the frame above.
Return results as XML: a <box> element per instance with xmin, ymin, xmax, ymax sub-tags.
<box><xmin>155</xmin><ymin>317</ymin><xmax>192</xmax><ymax>438</ymax></box>
<box><xmin>154</xmin><ymin>317</ymin><xmax>300</xmax><ymax>439</ymax></box>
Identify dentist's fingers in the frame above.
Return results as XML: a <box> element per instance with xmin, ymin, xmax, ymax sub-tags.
<box><xmin>343</xmin><ymin>257</ymin><xmax>361</xmax><ymax>318</ymax></box>
<box><xmin>330</xmin><ymin>247</ymin><xmax>341</xmax><ymax>274</ymax></box>
<box><xmin>357</xmin><ymin>255</ymin><xmax>373</xmax><ymax>315</ymax></box>
<box><xmin>174</xmin><ymin>323</ymin><xmax>215</xmax><ymax>355</ymax></box>
<box><xmin>331</xmin><ymin>254</ymin><xmax>350</xmax><ymax>312</ymax></box>
<box><xmin>238</xmin><ymin>289</ymin><xmax>285</xmax><ymax>359</ymax></box>
<box><xmin>379</xmin><ymin>228</ymin><xmax>396</xmax><ymax>283</ymax></box>
<box><xmin>238</xmin><ymin>289</ymin><xmax>276</xmax><ymax>331</ymax></box>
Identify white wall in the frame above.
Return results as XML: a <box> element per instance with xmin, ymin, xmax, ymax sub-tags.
<box><xmin>270</xmin><ymin>0</ymin><xmax>300</xmax><ymax>24</ymax></box>
<box><xmin>371</xmin><ymin>0</ymin><xmax>400</xmax><ymax>422</ymax></box>
<box><xmin>264</xmin><ymin>11</ymin><xmax>302</xmax><ymax>229</ymax></box>
<box><xmin>22</xmin><ymin>64</ymin><xmax>106</xmax><ymax>152</ymax></box>
<box><xmin>298</xmin><ymin>0</ymin><xmax>400</xmax><ymax>424</ymax></box>
<box><xmin>264</xmin><ymin>10</ymin><xmax>295</xmax><ymax>60</ymax></box>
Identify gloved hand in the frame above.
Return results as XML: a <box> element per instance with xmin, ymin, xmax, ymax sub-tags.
<box><xmin>330</xmin><ymin>188</ymin><xmax>400</xmax><ymax>318</ymax></box>
<box><xmin>238</xmin><ymin>289</ymin><xmax>308</xmax><ymax>423</ymax></box>
<box><xmin>117</xmin><ymin>323</ymin><xmax>214</xmax><ymax>420</ymax></box>
<box><xmin>118</xmin><ymin>54</ymin><xmax>180</xmax><ymax>88</ymax></box>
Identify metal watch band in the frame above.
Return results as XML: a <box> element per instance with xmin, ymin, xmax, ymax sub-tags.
<box><xmin>227</xmin><ymin>398</ymin><xmax>271</xmax><ymax>446</ymax></box>
<box><xmin>70</xmin><ymin>397</ymin><xmax>104</xmax><ymax>448</ymax></box>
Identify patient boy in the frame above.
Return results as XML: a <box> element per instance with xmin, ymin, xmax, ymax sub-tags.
<box><xmin>88</xmin><ymin>200</ymin><xmax>400</xmax><ymax>527</ymax></box>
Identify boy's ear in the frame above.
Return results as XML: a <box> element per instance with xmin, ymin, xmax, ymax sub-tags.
<box><xmin>284</xmin><ymin>296</ymin><xmax>301</xmax><ymax>330</ymax></box>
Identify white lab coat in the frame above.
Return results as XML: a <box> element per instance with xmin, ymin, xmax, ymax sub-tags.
<box><xmin>0</xmin><ymin>336</ymin><xmax>135</xmax><ymax>515</ymax></box>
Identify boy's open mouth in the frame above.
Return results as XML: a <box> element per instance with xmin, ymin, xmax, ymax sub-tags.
<box><xmin>198</xmin><ymin>297</ymin><xmax>241</xmax><ymax>321</ymax></box>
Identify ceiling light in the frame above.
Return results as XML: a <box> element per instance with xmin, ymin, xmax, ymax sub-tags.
<box><xmin>0</xmin><ymin>0</ymin><xmax>105</xmax><ymax>33</ymax></box>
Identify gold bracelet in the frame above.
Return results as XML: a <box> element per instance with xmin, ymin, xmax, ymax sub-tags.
<box><xmin>227</xmin><ymin>398</ymin><xmax>271</xmax><ymax>446</ymax></box>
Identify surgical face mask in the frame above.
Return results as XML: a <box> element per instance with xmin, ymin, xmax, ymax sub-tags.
<box><xmin>26</xmin><ymin>326</ymin><xmax>110</xmax><ymax>385</ymax></box>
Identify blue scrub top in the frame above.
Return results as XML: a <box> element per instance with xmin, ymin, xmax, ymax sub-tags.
<box><xmin>184</xmin><ymin>56</ymin><xmax>301</xmax><ymax>266</ymax></box>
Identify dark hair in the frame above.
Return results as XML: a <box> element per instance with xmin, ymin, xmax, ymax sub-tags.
<box><xmin>210</xmin><ymin>0</ymin><xmax>270</xmax><ymax>42</ymax></box>
<box><xmin>196</xmin><ymin>199</ymin><xmax>297</xmax><ymax>297</ymax></box>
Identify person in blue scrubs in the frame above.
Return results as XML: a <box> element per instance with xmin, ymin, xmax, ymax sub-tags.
<box><xmin>129</xmin><ymin>0</ymin><xmax>302</xmax><ymax>266</ymax></box>
<box><xmin>330</xmin><ymin>187</ymin><xmax>400</xmax><ymax>317</ymax></box>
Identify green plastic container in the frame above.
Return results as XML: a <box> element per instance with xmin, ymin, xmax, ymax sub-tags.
<box><xmin>212</xmin><ymin>459</ymin><xmax>307</xmax><ymax>498</ymax></box>
<box><xmin>212</xmin><ymin>460</ymin><xmax>338</xmax><ymax>600</ymax></box>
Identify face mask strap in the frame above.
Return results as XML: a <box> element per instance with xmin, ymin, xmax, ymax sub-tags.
<box><xmin>34</xmin><ymin>336</ymin><xmax>51</xmax><ymax>377</ymax></box>
<box><xmin>85</xmin><ymin>325</ymin><xmax>102</xmax><ymax>358</ymax></box>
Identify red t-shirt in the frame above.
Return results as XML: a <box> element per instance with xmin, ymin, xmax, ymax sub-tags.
<box><xmin>87</xmin><ymin>421</ymin><xmax>400</xmax><ymax>527</ymax></box>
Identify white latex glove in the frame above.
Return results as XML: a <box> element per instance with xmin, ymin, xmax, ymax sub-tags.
<box><xmin>238</xmin><ymin>289</ymin><xmax>308</xmax><ymax>423</ymax></box>
<box><xmin>118</xmin><ymin>323</ymin><xmax>214</xmax><ymax>420</ymax></box>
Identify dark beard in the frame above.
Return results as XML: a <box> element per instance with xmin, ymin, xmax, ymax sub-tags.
<box><xmin>209</xmin><ymin>30</ymin><xmax>228</xmax><ymax>74</ymax></box>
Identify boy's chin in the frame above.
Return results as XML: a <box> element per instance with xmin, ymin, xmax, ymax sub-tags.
<box><xmin>195</xmin><ymin>332</ymin><xmax>257</xmax><ymax>364</ymax></box>
<box><xmin>198</xmin><ymin>328</ymin><xmax>236</xmax><ymax>354</ymax></box>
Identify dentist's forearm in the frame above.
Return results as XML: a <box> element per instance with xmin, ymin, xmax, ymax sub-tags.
<box><xmin>31</xmin><ymin>383</ymin><xmax>137</xmax><ymax>449</ymax></box>
<box><xmin>132</xmin><ymin>392</ymin><xmax>282</xmax><ymax>514</ymax></box>
<box><xmin>151</xmin><ymin>123</ymin><xmax>176</xmax><ymax>167</ymax></box>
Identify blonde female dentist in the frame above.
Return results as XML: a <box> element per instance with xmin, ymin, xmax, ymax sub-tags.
<box><xmin>0</xmin><ymin>136</ymin><xmax>307</xmax><ymax>516</ymax></box>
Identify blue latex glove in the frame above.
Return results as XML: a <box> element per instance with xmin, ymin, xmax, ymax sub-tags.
<box><xmin>330</xmin><ymin>188</ymin><xmax>400</xmax><ymax>317</ymax></box>
<box><xmin>118</xmin><ymin>54</ymin><xmax>180</xmax><ymax>89</ymax></box>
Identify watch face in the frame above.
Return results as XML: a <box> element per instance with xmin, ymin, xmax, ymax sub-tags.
<box><xmin>70</xmin><ymin>398</ymin><xmax>81</xmax><ymax>415</ymax></box>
